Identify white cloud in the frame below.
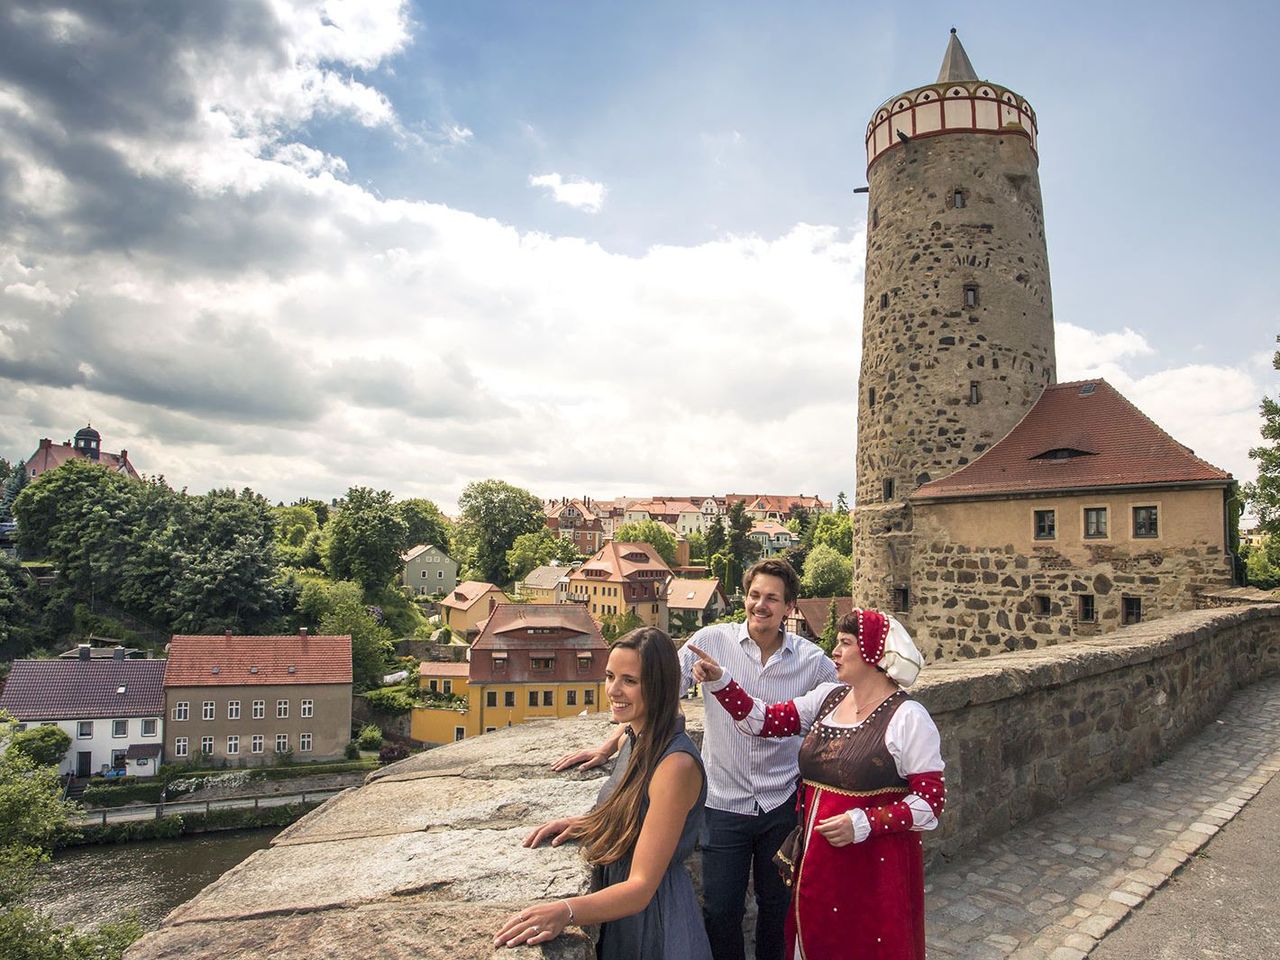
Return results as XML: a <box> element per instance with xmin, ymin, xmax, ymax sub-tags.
<box><xmin>528</xmin><ymin>172</ymin><xmax>608</xmax><ymax>213</ymax></box>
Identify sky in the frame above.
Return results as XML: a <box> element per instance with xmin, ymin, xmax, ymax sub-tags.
<box><xmin>0</xmin><ymin>0</ymin><xmax>1275</xmax><ymax>513</ymax></box>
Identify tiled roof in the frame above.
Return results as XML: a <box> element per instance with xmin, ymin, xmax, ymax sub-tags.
<box><xmin>27</xmin><ymin>439</ymin><xmax>140</xmax><ymax>480</ymax></box>
<box><xmin>911</xmin><ymin>380</ymin><xmax>1233</xmax><ymax>500</ymax></box>
<box><xmin>521</xmin><ymin>565</ymin><xmax>571</xmax><ymax>590</ymax></box>
<box><xmin>164</xmin><ymin>633</ymin><xmax>352</xmax><ymax>687</ymax></box>
<box><xmin>417</xmin><ymin>662</ymin><xmax>471</xmax><ymax>678</ymax></box>
<box><xmin>792</xmin><ymin>597</ymin><xmax>855</xmax><ymax>632</ymax></box>
<box><xmin>440</xmin><ymin>581</ymin><xmax>507</xmax><ymax>611</ymax></box>
<box><xmin>0</xmin><ymin>659</ymin><xmax>167</xmax><ymax>720</ymax></box>
<box><xmin>574</xmin><ymin>541</ymin><xmax>672</xmax><ymax>582</ymax></box>
<box><xmin>666</xmin><ymin>577</ymin><xmax>725</xmax><ymax>611</ymax></box>
<box><xmin>750</xmin><ymin>521</ymin><xmax>794</xmax><ymax>537</ymax></box>
<box><xmin>126</xmin><ymin>743</ymin><xmax>163</xmax><ymax>759</ymax></box>
<box><xmin>401</xmin><ymin>544</ymin><xmax>449</xmax><ymax>562</ymax></box>
<box><xmin>469</xmin><ymin>605</ymin><xmax>609</xmax><ymax>684</ymax></box>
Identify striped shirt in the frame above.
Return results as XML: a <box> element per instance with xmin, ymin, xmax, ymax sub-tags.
<box><xmin>679</xmin><ymin>622</ymin><xmax>836</xmax><ymax>815</ymax></box>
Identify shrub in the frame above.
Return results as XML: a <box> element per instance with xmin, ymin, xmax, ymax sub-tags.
<box><xmin>6</xmin><ymin>725</ymin><xmax>71</xmax><ymax>767</ymax></box>
<box><xmin>362</xmin><ymin>686</ymin><xmax>415</xmax><ymax>715</ymax></box>
<box><xmin>378</xmin><ymin>743</ymin><xmax>409</xmax><ymax>764</ymax></box>
<box><xmin>344</xmin><ymin>740</ymin><xmax>360</xmax><ymax>760</ymax></box>
<box><xmin>80</xmin><ymin>780</ymin><xmax>166</xmax><ymax>808</ymax></box>
<box><xmin>356</xmin><ymin>724</ymin><xmax>383</xmax><ymax>750</ymax></box>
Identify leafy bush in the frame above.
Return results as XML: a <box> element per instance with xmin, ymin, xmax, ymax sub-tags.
<box><xmin>5</xmin><ymin>726</ymin><xmax>70</xmax><ymax>767</ymax></box>
<box><xmin>80</xmin><ymin>780</ymin><xmax>165</xmax><ymax>808</ymax></box>
<box><xmin>356</xmin><ymin>724</ymin><xmax>383</xmax><ymax>750</ymax></box>
<box><xmin>362</xmin><ymin>686</ymin><xmax>415</xmax><ymax>715</ymax></box>
<box><xmin>378</xmin><ymin>744</ymin><xmax>409</xmax><ymax>764</ymax></box>
<box><xmin>344</xmin><ymin>740</ymin><xmax>360</xmax><ymax>760</ymax></box>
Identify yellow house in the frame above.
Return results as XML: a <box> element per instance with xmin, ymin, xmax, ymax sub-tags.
<box><xmin>439</xmin><ymin>581</ymin><xmax>509</xmax><ymax>640</ymax></box>
<box><xmin>410</xmin><ymin>604</ymin><xmax>609</xmax><ymax>745</ymax></box>
<box><xmin>517</xmin><ymin>564</ymin><xmax>571</xmax><ymax>604</ymax></box>
<box><xmin>568</xmin><ymin>541</ymin><xmax>671</xmax><ymax>631</ymax></box>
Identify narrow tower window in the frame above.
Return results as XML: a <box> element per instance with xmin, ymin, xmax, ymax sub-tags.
<box><xmin>882</xmin><ymin>478</ymin><xmax>895</xmax><ymax>501</ymax></box>
<box><xmin>968</xmin><ymin>380</ymin><xmax>981</xmax><ymax>404</ymax></box>
<box><xmin>868</xmin><ymin>387</ymin><xmax>876</xmax><ymax>409</ymax></box>
<box><xmin>872</xmin><ymin>207</ymin><xmax>879</xmax><ymax>228</ymax></box>
<box><xmin>953</xmin><ymin>189</ymin><xmax>966</xmax><ymax>209</ymax></box>
<box><xmin>879</xmin><ymin>292</ymin><xmax>889</xmax><ymax>309</ymax></box>
<box><xmin>963</xmin><ymin>284</ymin><xmax>979</xmax><ymax>308</ymax></box>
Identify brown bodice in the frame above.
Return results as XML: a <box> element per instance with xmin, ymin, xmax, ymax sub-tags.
<box><xmin>797</xmin><ymin>687</ymin><xmax>911</xmax><ymax>794</ymax></box>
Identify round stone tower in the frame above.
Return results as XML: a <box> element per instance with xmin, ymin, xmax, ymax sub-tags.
<box><xmin>852</xmin><ymin>31</ymin><xmax>1056</xmax><ymax>613</ymax></box>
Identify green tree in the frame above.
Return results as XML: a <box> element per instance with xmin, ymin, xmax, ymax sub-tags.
<box><xmin>1244</xmin><ymin>536</ymin><xmax>1280</xmax><ymax>589</ymax></box>
<box><xmin>0</xmin><ymin>461</ymin><xmax>27</xmax><ymax>523</ymax></box>
<box><xmin>5</xmin><ymin>727</ymin><xmax>70</xmax><ymax>768</ymax></box>
<box><xmin>599</xmin><ymin>609</ymin><xmax>643</xmax><ymax>642</ymax></box>
<box><xmin>725</xmin><ymin>501</ymin><xmax>761</xmax><ymax>587</ymax></box>
<box><xmin>319</xmin><ymin>600</ymin><xmax>395</xmax><ymax>692</ymax></box>
<box><xmin>505</xmin><ymin>529</ymin><xmax>580</xmax><ymax>582</ymax></box>
<box><xmin>325</xmin><ymin>487</ymin><xmax>409</xmax><ymax>593</ymax></box>
<box><xmin>396</xmin><ymin>498</ymin><xmax>453</xmax><ymax>553</ymax></box>
<box><xmin>297</xmin><ymin>577</ymin><xmax>365</xmax><ymax>626</ymax></box>
<box><xmin>704</xmin><ymin>517</ymin><xmax>726</xmax><ymax>559</ymax></box>
<box><xmin>810</xmin><ymin>512</ymin><xmax>853</xmax><ymax>556</ymax></box>
<box><xmin>274</xmin><ymin>504</ymin><xmax>319</xmax><ymax>548</ymax></box>
<box><xmin>1244</xmin><ymin>338</ymin><xmax>1280</xmax><ymax>534</ymax></box>
<box><xmin>686</xmin><ymin>530</ymin><xmax>706</xmax><ymax>562</ymax></box>
<box><xmin>801</xmin><ymin>544</ymin><xmax>852</xmax><ymax>598</ymax></box>
<box><xmin>0</xmin><ymin>554</ymin><xmax>37</xmax><ymax>660</ymax></box>
<box><xmin>670</xmin><ymin>608</ymin><xmax>701</xmax><ymax>638</ymax></box>
<box><xmin>835</xmin><ymin>491</ymin><xmax>849</xmax><ymax>512</ymax></box>
<box><xmin>819</xmin><ymin>597</ymin><xmax>840</xmax><ymax>654</ymax></box>
<box><xmin>455</xmin><ymin>479</ymin><xmax>545</xmax><ymax>585</ymax></box>
<box><xmin>613</xmin><ymin>520</ymin><xmax>678</xmax><ymax>567</ymax></box>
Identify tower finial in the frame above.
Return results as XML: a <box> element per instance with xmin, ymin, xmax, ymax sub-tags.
<box><xmin>937</xmin><ymin>29</ymin><xmax>978</xmax><ymax>83</ymax></box>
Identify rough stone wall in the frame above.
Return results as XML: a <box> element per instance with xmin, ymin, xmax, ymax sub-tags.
<box><xmin>853</xmin><ymin>129</ymin><xmax>1055</xmax><ymax>611</ymax></box>
<box><xmin>905</xmin><ymin>532</ymin><xmax>1235</xmax><ymax>662</ymax></box>
<box><xmin>126</xmin><ymin>606</ymin><xmax>1280</xmax><ymax>959</ymax></box>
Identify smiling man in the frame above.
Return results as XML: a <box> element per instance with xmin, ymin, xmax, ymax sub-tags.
<box><xmin>555</xmin><ymin>557</ymin><xmax>834</xmax><ymax>960</ymax></box>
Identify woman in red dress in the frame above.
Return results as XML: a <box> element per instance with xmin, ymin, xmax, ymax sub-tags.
<box><xmin>690</xmin><ymin>610</ymin><xmax>944</xmax><ymax>960</ymax></box>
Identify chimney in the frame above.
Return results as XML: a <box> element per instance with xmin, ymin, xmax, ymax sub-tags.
<box><xmin>225</xmin><ymin>629</ymin><xmax>232</xmax><ymax>639</ymax></box>
<box><xmin>77</xmin><ymin>644</ymin><xmax>91</xmax><ymax>661</ymax></box>
<box><xmin>112</xmin><ymin>646</ymin><xmax>125</xmax><ymax>660</ymax></box>
<box><xmin>39</xmin><ymin>438</ymin><xmax>51</xmax><ymax>449</ymax></box>
<box><xmin>120</xmin><ymin>449</ymin><xmax>128</xmax><ymax>460</ymax></box>
<box><xmin>299</xmin><ymin>627</ymin><xmax>308</xmax><ymax>640</ymax></box>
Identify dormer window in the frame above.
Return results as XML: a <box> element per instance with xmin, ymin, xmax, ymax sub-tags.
<box><xmin>1031</xmin><ymin>448</ymin><xmax>1096</xmax><ymax>461</ymax></box>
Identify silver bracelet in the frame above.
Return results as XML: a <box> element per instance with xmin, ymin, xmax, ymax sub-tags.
<box><xmin>561</xmin><ymin>899</ymin><xmax>575</xmax><ymax>924</ymax></box>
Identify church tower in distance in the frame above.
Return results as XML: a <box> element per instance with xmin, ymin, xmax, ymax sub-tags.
<box><xmin>852</xmin><ymin>30</ymin><xmax>1056</xmax><ymax>613</ymax></box>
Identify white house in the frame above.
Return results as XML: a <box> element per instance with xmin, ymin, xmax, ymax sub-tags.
<box><xmin>749</xmin><ymin>521</ymin><xmax>800</xmax><ymax>557</ymax></box>
<box><xmin>0</xmin><ymin>650</ymin><xmax>167</xmax><ymax>778</ymax></box>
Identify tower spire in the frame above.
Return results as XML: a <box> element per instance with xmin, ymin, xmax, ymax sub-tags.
<box><xmin>936</xmin><ymin>28</ymin><xmax>977</xmax><ymax>82</ymax></box>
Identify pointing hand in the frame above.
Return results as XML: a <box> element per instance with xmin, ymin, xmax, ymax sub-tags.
<box><xmin>687</xmin><ymin>644</ymin><xmax>724</xmax><ymax>683</ymax></box>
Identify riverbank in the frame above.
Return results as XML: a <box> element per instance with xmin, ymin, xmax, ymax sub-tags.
<box><xmin>63</xmin><ymin>799</ymin><xmax>325</xmax><ymax>847</ymax></box>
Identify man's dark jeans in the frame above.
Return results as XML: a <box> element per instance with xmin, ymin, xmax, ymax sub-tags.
<box><xmin>702</xmin><ymin>795</ymin><xmax>797</xmax><ymax>960</ymax></box>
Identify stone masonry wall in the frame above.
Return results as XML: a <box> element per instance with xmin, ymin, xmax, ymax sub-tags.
<box><xmin>126</xmin><ymin>606</ymin><xmax>1280</xmax><ymax>959</ymax></box>
<box><xmin>853</xmin><ymin>129</ymin><xmax>1056</xmax><ymax>611</ymax></box>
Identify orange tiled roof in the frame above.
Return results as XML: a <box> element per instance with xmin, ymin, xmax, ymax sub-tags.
<box><xmin>440</xmin><ymin>581</ymin><xmax>506</xmax><ymax>611</ymax></box>
<box><xmin>417</xmin><ymin>661</ymin><xmax>471</xmax><ymax>678</ymax></box>
<box><xmin>911</xmin><ymin>380</ymin><xmax>1233</xmax><ymax>501</ymax></box>
<box><xmin>666</xmin><ymin>577</ymin><xmax>725</xmax><ymax>611</ymax></box>
<box><xmin>574</xmin><ymin>541</ymin><xmax>672</xmax><ymax>582</ymax></box>
<box><xmin>164</xmin><ymin>633</ymin><xmax>352</xmax><ymax>687</ymax></box>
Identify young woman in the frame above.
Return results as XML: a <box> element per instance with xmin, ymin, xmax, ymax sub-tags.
<box><xmin>691</xmin><ymin>610</ymin><xmax>944</xmax><ymax>960</ymax></box>
<box><xmin>494</xmin><ymin>627</ymin><xmax>713</xmax><ymax>959</ymax></box>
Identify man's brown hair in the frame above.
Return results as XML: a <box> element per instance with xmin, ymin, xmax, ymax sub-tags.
<box><xmin>741</xmin><ymin>557</ymin><xmax>800</xmax><ymax>606</ymax></box>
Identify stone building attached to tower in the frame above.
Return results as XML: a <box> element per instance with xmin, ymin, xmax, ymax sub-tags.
<box><xmin>851</xmin><ymin>33</ymin><xmax>1236</xmax><ymax>660</ymax></box>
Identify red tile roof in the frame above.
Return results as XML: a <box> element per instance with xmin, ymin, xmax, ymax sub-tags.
<box><xmin>27</xmin><ymin>437</ymin><xmax>140</xmax><ymax>480</ymax></box>
<box><xmin>575</xmin><ymin>541</ymin><xmax>672</xmax><ymax>583</ymax></box>
<box><xmin>439</xmin><ymin>581</ymin><xmax>507</xmax><ymax>612</ymax></box>
<box><xmin>469</xmin><ymin>604</ymin><xmax>608</xmax><ymax>683</ymax></box>
<box><xmin>0</xmin><ymin>659</ymin><xmax>167</xmax><ymax>720</ymax></box>
<box><xmin>666</xmin><ymin>577</ymin><xmax>726</xmax><ymax>612</ymax></box>
<box><xmin>911</xmin><ymin>380</ymin><xmax>1233</xmax><ymax>501</ymax></box>
<box><xmin>417</xmin><ymin>661</ymin><xmax>471</xmax><ymax>678</ymax></box>
<box><xmin>792</xmin><ymin>597</ymin><xmax>855</xmax><ymax>633</ymax></box>
<box><xmin>164</xmin><ymin>633</ymin><xmax>352</xmax><ymax>687</ymax></box>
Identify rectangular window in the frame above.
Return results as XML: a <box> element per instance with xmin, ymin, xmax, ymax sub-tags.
<box><xmin>969</xmin><ymin>380</ymin><xmax>981</xmax><ymax>404</ymax></box>
<box><xmin>485</xmin><ymin>726</ymin><xmax>497</xmax><ymax>733</ymax></box>
<box><xmin>964</xmin><ymin>284</ymin><xmax>979</xmax><ymax>308</ymax></box>
<box><xmin>577</xmin><ymin>656</ymin><xmax>592</xmax><ymax>673</ymax></box>
<box><xmin>299</xmin><ymin>733</ymin><xmax>312</xmax><ymax>752</ymax></box>
<box><xmin>275</xmin><ymin>734</ymin><xmax>289</xmax><ymax>753</ymax></box>
<box><xmin>486</xmin><ymin>691</ymin><xmax>497</xmax><ymax>707</ymax></box>
<box><xmin>77</xmin><ymin>721</ymin><xmax>93</xmax><ymax>739</ymax></box>
<box><xmin>442</xmin><ymin>681</ymin><xmax>452</xmax><ymax>695</ymax></box>
<box><xmin>200</xmin><ymin>736</ymin><xmax>214</xmax><ymax>755</ymax></box>
<box><xmin>1084</xmin><ymin>507</ymin><xmax>1108</xmax><ymax>539</ymax></box>
<box><xmin>879</xmin><ymin>292</ymin><xmax>889</xmax><ymax>309</ymax></box>
<box><xmin>202</xmin><ymin>701</ymin><xmax>215</xmax><ymax>721</ymax></box>
<box><xmin>531</xmin><ymin>657</ymin><xmax>554</xmax><ymax>670</ymax></box>
<box><xmin>543</xmin><ymin>690</ymin><xmax>554</xmax><ymax>707</ymax></box>
<box><xmin>504</xmin><ymin>691</ymin><xmax>515</xmax><ymax>707</ymax></box>
<box><xmin>142</xmin><ymin>718</ymin><xmax>157</xmax><ymax>737</ymax></box>
<box><xmin>584</xmin><ymin>690</ymin><xmax>595</xmax><ymax>706</ymax></box>
<box><xmin>420</xmin><ymin>569</ymin><xmax>428</xmax><ymax>579</ymax></box>
<box><xmin>953</xmin><ymin>189</ymin><xmax>966</xmax><ymax>209</ymax></box>
<box><xmin>301</xmin><ymin>699</ymin><xmax>314</xmax><ymax>718</ymax></box>
<box><xmin>276</xmin><ymin>699</ymin><xmax>289</xmax><ymax>719</ymax></box>
<box><xmin>175</xmin><ymin>737</ymin><xmax>189</xmax><ymax>757</ymax></box>
<box><xmin>227</xmin><ymin>700</ymin><xmax>241</xmax><ymax>720</ymax></box>
<box><xmin>112</xmin><ymin>719</ymin><xmax>127</xmax><ymax>738</ymax></box>
<box><xmin>227</xmin><ymin>735</ymin><xmax>240</xmax><ymax>755</ymax></box>
<box><xmin>428</xmin><ymin>679</ymin><xmax>438</xmax><ymax>692</ymax></box>
<box><xmin>1078</xmin><ymin>594</ymin><xmax>1096</xmax><ymax>622</ymax></box>
<box><xmin>1035</xmin><ymin>595</ymin><xmax>1051</xmax><ymax>615</ymax></box>
<box><xmin>892</xmin><ymin>587</ymin><xmax>910</xmax><ymax>613</ymax></box>
<box><xmin>438</xmin><ymin>570</ymin><xmax>444</xmax><ymax>579</ymax></box>
<box><xmin>1034</xmin><ymin>509</ymin><xmax>1056</xmax><ymax>540</ymax></box>
<box><xmin>173</xmin><ymin>701</ymin><xmax>189</xmax><ymax>721</ymax></box>
<box><xmin>454</xmin><ymin>727</ymin><xmax>465</xmax><ymax>742</ymax></box>
<box><xmin>1123</xmin><ymin>596</ymin><xmax>1143</xmax><ymax>625</ymax></box>
<box><xmin>252</xmin><ymin>700</ymin><xmax>265</xmax><ymax>719</ymax></box>
<box><xmin>528</xmin><ymin>690</ymin><xmax>539</xmax><ymax>707</ymax></box>
<box><xmin>1133</xmin><ymin>506</ymin><xmax>1159</xmax><ymax>538</ymax></box>
<box><xmin>566</xmin><ymin>690</ymin><xmax>577</xmax><ymax>707</ymax></box>
<box><xmin>882</xmin><ymin>478</ymin><xmax>895</xmax><ymax>502</ymax></box>
<box><xmin>251</xmin><ymin>734</ymin><xmax>264</xmax><ymax>754</ymax></box>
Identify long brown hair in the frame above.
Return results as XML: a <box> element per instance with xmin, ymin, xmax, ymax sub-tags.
<box><xmin>572</xmin><ymin>627</ymin><xmax>683</xmax><ymax>865</ymax></box>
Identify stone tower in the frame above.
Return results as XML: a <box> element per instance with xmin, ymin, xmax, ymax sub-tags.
<box><xmin>852</xmin><ymin>31</ymin><xmax>1056</xmax><ymax>614</ymax></box>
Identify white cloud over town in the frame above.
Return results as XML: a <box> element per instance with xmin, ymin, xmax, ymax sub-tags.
<box><xmin>0</xmin><ymin>1</ymin><xmax>1262</xmax><ymax>512</ymax></box>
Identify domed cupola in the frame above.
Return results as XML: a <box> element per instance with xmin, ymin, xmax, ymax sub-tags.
<box><xmin>73</xmin><ymin>424</ymin><xmax>101</xmax><ymax>460</ymax></box>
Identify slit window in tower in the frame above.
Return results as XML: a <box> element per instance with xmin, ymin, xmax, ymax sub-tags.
<box><xmin>882</xmin><ymin>478</ymin><xmax>895</xmax><ymax>501</ymax></box>
<box><xmin>872</xmin><ymin>207</ymin><xmax>879</xmax><ymax>228</ymax></box>
<box><xmin>992</xmin><ymin>356</ymin><xmax>999</xmax><ymax>369</ymax></box>
<box><xmin>892</xmin><ymin>587</ymin><xmax>910</xmax><ymax>612</ymax></box>
<box><xmin>880</xmin><ymin>292</ymin><xmax>889</xmax><ymax>309</ymax></box>
<box><xmin>964</xmin><ymin>284</ymin><xmax>979</xmax><ymax>308</ymax></box>
<box><xmin>953</xmin><ymin>189</ymin><xmax>966</xmax><ymax>209</ymax></box>
<box><xmin>868</xmin><ymin>387</ymin><xmax>876</xmax><ymax>409</ymax></box>
<box><xmin>969</xmin><ymin>380</ymin><xmax>981</xmax><ymax>404</ymax></box>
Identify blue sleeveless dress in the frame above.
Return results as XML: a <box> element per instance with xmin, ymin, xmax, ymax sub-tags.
<box><xmin>593</xmin><ymin>728</ymin><xmax>713</xmax><ymax>960</ymax></box>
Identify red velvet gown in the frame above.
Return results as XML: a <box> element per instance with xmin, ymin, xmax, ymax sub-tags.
<box><xmin>711</xmin><ymin>683</ymin><xmax>944</xmax><ymax>960</ymax></box>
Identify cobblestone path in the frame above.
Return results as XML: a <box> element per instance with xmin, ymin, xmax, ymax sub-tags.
<box><xmin>924</xmin><ymin>675</ymin><xmax>1280</xmax><ymax>960</ymax></box>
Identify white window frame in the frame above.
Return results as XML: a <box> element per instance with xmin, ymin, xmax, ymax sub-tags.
<box><xmin>299</xmin><ymin>732</ymin><xmax>313</xmax><ymax>753</ymax></box>
<box><xmin>227</xmin><ymin>700</ymin><xmax>241</xmax><ymax>720</ymax></box>
<box><xmin>276</xmin><ymin>699</ymin><xmax>289</xmax><ymax>719</ymax></box>
<box><xmin>77</xmin><ymin>721</ymin><xmax>93</xmax><ymax>739</ymax></box>
<box><xmin>275</xmin><ymin>733</ymin><xmax>289</xmax><ymax>753</ymax></box>
<box><xmin>141</xmin><ymin>718</ymin><xmax>157</xmax><ymax>737</ymax></box>
<box><xmin>252</xmin><ymin>700</ymin><xmax>265</xmax><ymax>719</ymax></box>
<box><xmin>175</xmin><ymin>737</ymin><xmax>189</xmax><ymax>757</ymax></box>
<box><xmin>300</xmin><ymin>699</ymin><xmax>314</xmax><ymax>718</ymax></box>
<box><xmin>111</xmin><ymin>719</ymin><xmax>128</xmax><ymax>738</ymax></box>
<box><xmin>202</xmin><ymin>700</ymin><xmax>215</xmax><ymax>721</ymax></box>
<box><xmin>227</xmin><ymin>735</ymin><xmax>240</xmax><ymax>755</ymax></box>
<box><xmin>251</xmin><ymin>734</ymin><xmax>264</xmax><ymax>754</ymax></box>
<box><xmin>200</xmin><ymin>736</ymin><xmax>214</xmax><ymax>755</ymax></box>
<box><xmin>173</xmin><ymin>701</ymin><xmax>190</xmax><ymax>721</ymax></box>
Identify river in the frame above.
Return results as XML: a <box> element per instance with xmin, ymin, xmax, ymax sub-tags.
<box><xmin>29</xmin><ymin>829</ymin><xmax>277</xmax><ymax>931</ymax></box>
